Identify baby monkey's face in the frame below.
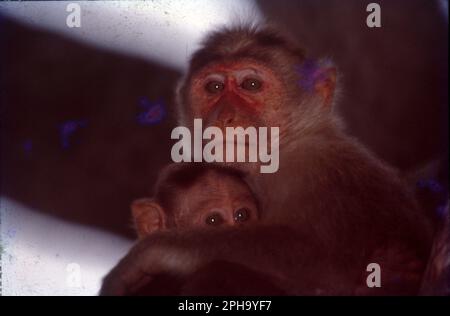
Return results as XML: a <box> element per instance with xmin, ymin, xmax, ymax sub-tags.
<box><xmin>174</xmin><ymin>171</ymin><xmax>259</xmax><ymax>229</ymax></box>
<box><xmin>131</xmin><ymin>168</ymin><xmax>259</xmax><ymax>238</ymax></box>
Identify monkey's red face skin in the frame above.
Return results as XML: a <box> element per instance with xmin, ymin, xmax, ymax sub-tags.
<box><xmin>189</xmin><ymin>59</ymin><xmax>285</xmax><ymax>129</ymax></box>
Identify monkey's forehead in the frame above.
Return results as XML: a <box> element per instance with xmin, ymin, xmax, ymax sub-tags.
<box><xmin>192</xmin><ymin>57</ymin><xmax>268</xmax><ymax>72</ymax></box>
<box><xmin>189</xmin><ymin>58</ymin><xmax>280</xmax><ymax>80</ymax></box>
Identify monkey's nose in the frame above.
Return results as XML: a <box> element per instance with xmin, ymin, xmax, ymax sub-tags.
<box><xmin>216</xmin><ymin>104</ymin><xmax>236</xmax><ymax>126</ymax></box>
<box><xmin>223</xmin><ymin>116</ymin><xmax>234</xmax><ymax>125</ymax></box>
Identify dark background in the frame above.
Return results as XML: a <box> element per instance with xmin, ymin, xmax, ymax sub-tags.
<box><xmin>1</xmin><ymin>0</ymin><xmax>448</xmax><ymax>238</ymax></box>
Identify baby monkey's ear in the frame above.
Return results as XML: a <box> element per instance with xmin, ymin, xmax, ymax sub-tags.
<box><xmin>131</xmin><ymin>198</ymin><xmax>167</xmax><ymax>238</ymax></box>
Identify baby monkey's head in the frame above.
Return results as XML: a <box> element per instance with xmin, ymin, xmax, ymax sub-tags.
<box><xmin>132</xmin><ymin>163</ymin><xmax>259</xmax><ymax>238</ymax></box>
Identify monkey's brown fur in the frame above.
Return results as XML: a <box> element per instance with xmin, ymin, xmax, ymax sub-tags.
<box><xmin>131</xmin><ymin>163</ymin><xmax>259</xmax><ymax>238</ymax></box>
<box><xmin>101</xmin><ymin>25</ymin><xmax>433</xmax><ymax>295</ymax></box>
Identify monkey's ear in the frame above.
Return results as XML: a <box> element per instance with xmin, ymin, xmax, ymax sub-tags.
<box><xmin>314</xmin><ymin>64</ymin><xmax>336</xmax><ymax>107</ymax></box>
<box><xmin>131</xmin><ymin>198</ymin><xmax>167</xmax><ymax>238</ymax></box>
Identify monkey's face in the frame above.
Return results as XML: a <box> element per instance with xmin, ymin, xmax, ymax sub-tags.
<box><xmin>175</xmin><ymin>171</ymin><xmax>259</xmax><ymax>229</ymax></box>
<box><xmin>187</xmin><ymin>59</ymin><xmax>287</xmax><ymax>130</ymax></box>
<box><xmin>178</xmin><ymin>27</ymin><xmax>337</xmax><ymax>153</ymax></box>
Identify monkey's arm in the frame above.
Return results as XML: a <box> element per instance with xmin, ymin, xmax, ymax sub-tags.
<box><xmin>100</xmin><ymin>224</ymin><xmax>366</xmax><ymax>296</ymax></box>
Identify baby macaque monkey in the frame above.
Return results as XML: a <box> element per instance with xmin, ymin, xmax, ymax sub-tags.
<box><xmin>132</xmin><ymin>163</ymin><xmax>259</xmax><ymax>238</ymax></box>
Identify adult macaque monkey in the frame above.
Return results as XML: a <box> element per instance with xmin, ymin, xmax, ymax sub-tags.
<box><xmin>101</xmin><ymin>25</ymin><xmax>433</xmax><ymax>295</ymax></box>
<box><xmin>132</xmin><ymin>163</ymin><xmax>260</xmax><ymax>238</ymax></box>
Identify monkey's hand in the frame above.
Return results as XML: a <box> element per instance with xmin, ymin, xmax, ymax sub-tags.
<box><xmin>99</xmin><ymin>231</ymin><xmax>204</xmax><ymax>296</ymax></box>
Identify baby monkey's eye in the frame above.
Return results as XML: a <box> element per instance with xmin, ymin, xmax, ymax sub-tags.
<box><xmin>205</xmin><ymin>212</ymin><xmax>224</xmax><ymax>226</ymax></box>
<box><xmin>205</xmin><ymin>81</ymin><xmax>225</xmax><ymax>94</ymax></box>
<box><xmin>234</xmin><ymin>207</ymin><xmax>251</xmax><ymax>223</ymax></box>
<box><xmin>241</xmin><ymin>78</ymin><xmax>262</xmax><ymax>91</ymax></box>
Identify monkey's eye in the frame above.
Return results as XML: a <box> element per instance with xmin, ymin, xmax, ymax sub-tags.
<box><xmin>241</xmin><ymin>78</ymin><xmax>262</xmax><ymax>91</ymax></box>
<box><xmin>205</xmin><ymin>212</ymin><xmax>224</xmax><ymax>226</ymax></box>
<box><xmin>205</xmin><ymin>81</ymin><xmax>225</xmax><ymax>94</ymax></box>
<box><xmin>234</xmin><ymin>208</ymin><xmax>251</xmax><ymax>223</ymax></box>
